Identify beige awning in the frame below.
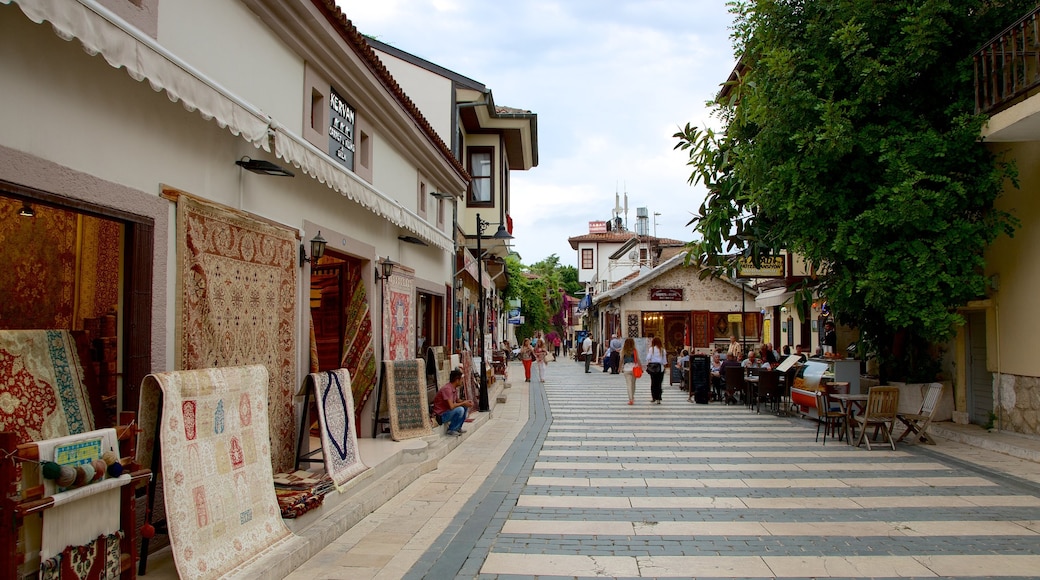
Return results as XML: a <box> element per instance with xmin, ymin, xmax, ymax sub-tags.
<box><xmin>5</xmin><ymin>0</ymin><xmax>272</xmax><ymax>149</ymax></box>
<box><xmin>9</xmin><ymin>0</ymin><xmax>455</xmax><ymax>253</ymax></box>
<box><xmin>756</xmin><ymin>287</ymin><xmax>795</xmax><ymax>308</ymax></box>
<box><xmin>274</xmin><ymin>129</ymin><xmax>453</xmax><ymax>253</ymax></box>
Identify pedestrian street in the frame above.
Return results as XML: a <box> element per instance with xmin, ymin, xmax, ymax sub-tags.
<box><xmin>297</xmin><ymin>357</ymin><xmax>1040</xmax><ymax>579</ymax></box>
<box><xmin>471</xmin><ymin>359</ymin><xmax>1040</xmax><ymax>579</ymax></box>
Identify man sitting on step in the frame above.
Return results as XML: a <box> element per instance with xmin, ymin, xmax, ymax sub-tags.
<box><xmin>432</xmin><ymin>369</ymin><xmax>474</xmax><ymax>437</ymax></box>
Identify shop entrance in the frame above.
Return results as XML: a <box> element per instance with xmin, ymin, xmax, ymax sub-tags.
<box><xmin>0</xmin><ymin>184</ymin><xmax>154</xmax><ymax>423</ymax></box>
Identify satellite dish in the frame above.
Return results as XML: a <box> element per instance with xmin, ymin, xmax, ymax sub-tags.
<box><xmin>628</xmin><ymin>250</ymin><xmax>638</xmax><ymax>261</ymax></box>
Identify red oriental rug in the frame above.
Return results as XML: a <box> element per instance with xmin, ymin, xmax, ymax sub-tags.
<box><xmin>175</xmin><ymin>194</ymin><xmax>298</xmax><ymax>473</ymax></box>
<box><xmin>338</xmin><ymin>260</ymin><xmax>377</xmax><ymax>429</ymax></box>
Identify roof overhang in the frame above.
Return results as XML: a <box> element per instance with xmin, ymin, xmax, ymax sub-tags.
<box><xmin>458</xmin><ymin>92</ymin><xmax>538</xmax><ymax>170</ymax></box>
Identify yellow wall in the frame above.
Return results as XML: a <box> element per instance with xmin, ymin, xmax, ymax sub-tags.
<box><xmin>985</xmin><ymin>141</ymin><xmax>1040</xmax><ymax>378</ymax></box>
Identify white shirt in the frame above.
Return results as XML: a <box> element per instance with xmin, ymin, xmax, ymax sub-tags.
<box><xmin>581</xmin><ymin>337</ymin><xmax>593</xmax><ymax>354</ymax></box>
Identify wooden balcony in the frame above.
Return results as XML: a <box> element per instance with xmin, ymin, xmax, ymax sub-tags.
<box><xmin>975</xmin><ymin>6</ymin><xmax>1040</xmax><ymax>115</ymax></box>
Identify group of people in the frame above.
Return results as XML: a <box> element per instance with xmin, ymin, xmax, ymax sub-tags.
<box><xmin>435</xmin><ymin>325</ymin><xmax>837</xmax><ymax>433</ymax></box>
<box><xmin>517</xmin><ymin>331</ymin><xmax>562</xmax><ymax>383</ymax></box>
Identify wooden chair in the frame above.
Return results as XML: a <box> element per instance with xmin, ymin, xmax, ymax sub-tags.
<box><xmin>815</xmin><ymin>389</ymin><xmax>845</xmax><ymax>444</ymax></box>
<box><xmin>723</xmin><ymin>365</ymin><xmax>744</xmax><ymax>405</ymax></box>
<box><xmin>896</xmin><ymin>382</ymin><xmax>945</xmax><ymax>445</ymax></box>
<box><xmin>756</xmin><ymin>370</ymin><xmax>782</xmax><ymax>414</ymax></box>
<box><xmin>854</xmin><ymin>386</ymin><xmax>900</xmax><ymax>450</ymax></box>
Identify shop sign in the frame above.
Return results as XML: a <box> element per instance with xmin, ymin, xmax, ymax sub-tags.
<box><xmin>588</xmin><ymin>220</ymin><xmax>607</xmax><ymax>233</ymax></box>
<box><xmin>329</xmin><ymin>88</ymin><xmax>355</xmax><ymax>170</ymax></box>
<box><xmin>649</xmin><ymin>288</ymin><xmax>683</xmax><ymax>301</ymax></box>
<box><xmin>737</xmin><ymin>255</ymin><xmax>785</xmax><ymax>278</ymax></box>
<box><xmin>508</xmin><ymin>308</ymin><xmax>521</xmax><ymax>324</ymax></box>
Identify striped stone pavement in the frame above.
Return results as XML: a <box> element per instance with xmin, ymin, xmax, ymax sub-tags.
<box><xmin>293</xmin><ymin>358</ymin><xmax>1040</xmax><ymax>579</ymax></box>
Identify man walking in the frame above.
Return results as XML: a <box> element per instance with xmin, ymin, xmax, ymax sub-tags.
<box><xmin>432</xmin><ymin>369</ymin><xmax>473</xmax><ymax>437</ymax></box>
<box><xmin>609</xmin><ymin>333</ymin><xmax>623</xmax><ymax>374</ymax></box>
<box><xmin>582</xmin><ymin>333</ymin><xmax>594</xmax><ymax>373</ymax></box>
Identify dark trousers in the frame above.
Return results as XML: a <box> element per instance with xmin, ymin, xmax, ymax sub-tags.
<box><xmin>584</xmin><ymin>353</ymin><xmax>592</xmax><ymax>372</ymax></box>
<box><xmin>650</xmin><ymin>371</ymin><xmax>665</xmax><ymax>401</ymax></box>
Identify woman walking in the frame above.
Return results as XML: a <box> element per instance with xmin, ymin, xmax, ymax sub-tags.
<box><xmin>520</xmin><ymin>338</ymin><xmax>534</xmax><ymax>382</ymax></box>
<box><xmin>646</xmin><ymin>336</ymin><xmax>667</xmax><ymax>404</ymax></box>
<box><xmin>620</xmin><ymin>337</ymin><xmax>641</xmax><ymax>405</ymax></box>
<box><xmin>533</xmin><ymin>338</ymin><xmax>548</xmax><ymax>382</ymax></box>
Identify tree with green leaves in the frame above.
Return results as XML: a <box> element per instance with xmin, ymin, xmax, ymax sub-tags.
<box><xmin>503</xmin><ymin>254</ymin><xmax>582</xmax><ymax>342</ymax></box>
<box><xmin>675</xmin><ymin>0</ymin><xmax>1026</xmax><ymax>381</ymax></box>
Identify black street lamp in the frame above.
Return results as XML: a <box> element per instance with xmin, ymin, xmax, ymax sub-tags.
<box><xmin>475</xmin><ymin>213</ymin><xmax>512</xmax><ymax>412</ymax></box>
<box><xmin>371</xmin><ymin>256</ymin><xmax>397</xmax><ymax>437</ymax></box>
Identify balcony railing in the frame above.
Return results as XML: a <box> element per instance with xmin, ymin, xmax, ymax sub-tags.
<box><xmin>974</xmin><ymin>6</ymin><xmax>1040</xmax><ymax>115</ymax></box>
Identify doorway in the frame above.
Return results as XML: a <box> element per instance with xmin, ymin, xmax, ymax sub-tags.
<box><xmin>966</xmin><ymin>311</ymin><xmax>993</xmax><ymax>426</ymax></box>
<box><xmin>0</xmin><ymin>184</ymin><xmax>154</xmax><ymax>424</ymax></box>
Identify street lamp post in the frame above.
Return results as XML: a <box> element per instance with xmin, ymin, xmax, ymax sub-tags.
<box><xmin>475</xmin><ymin>212</ymin><xmax>512</xmax><ymax>412</ymax></box>
<box><xmin>372</xmin><ymin>256</ymin><xmax>397</xmax><ymax>437</ymax></box>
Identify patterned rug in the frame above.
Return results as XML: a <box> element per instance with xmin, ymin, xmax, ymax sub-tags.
<box><xmin>383</xmin><ymin>266</ymin><xmax>415</xmax><ymax>361</ymax></box>
<box><xmin>0</xmin><ymin>330</ymin><xmax>94</xmax><ymax>442</ymax></box>
<box><xmin>40</xmin><ymin>531</ymin><xmax>122</xmax><ymax>580</ymax></box>
<box><xmin>304</xmin><ymin>369</ymin><xmax>368</xmax><ymax>490</ymax></box>
<box><xmin>138</xmin><ymin>365</ymin><xmax>291</xmax><ymax>580</ymax></box>
<box><xmin>383</xmin><ymin>359</ymin><xmax>432</xmax><ymax>441</ymax></box>
<box><xmin>428</xmin><ymin>346</ymin><xmax>450</xmax><ymax>388</ymax></box>
<box><xmin>339</xmin><ymin>260</ymin><xmax>376</xmax><ymax>429</ymax></box>
<box><xmin>459</xmin><ymin>349</ymin><xmax>479</xmax><ymax>410</ymax></box>
<box><xmin>0</xmin><ymin>199</ymin><xmax>77</xmax><ymax>330</ymax></box>
<box><xmin>176</xmin><ymin>193</ymin><xmax>298</xmax><ymax>473</ymax></box>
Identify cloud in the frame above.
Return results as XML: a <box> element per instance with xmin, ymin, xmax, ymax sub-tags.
<box><xmin>338</xmin><ymin>0</ymin><xmax>735</xmax><ymax>265</ymax></box>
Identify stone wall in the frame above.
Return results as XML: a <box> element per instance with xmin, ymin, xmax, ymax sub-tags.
<box><xmin>997</xmin><ymin>373</ymin><xmax>1040</xmax><ymax>436</ymax></box>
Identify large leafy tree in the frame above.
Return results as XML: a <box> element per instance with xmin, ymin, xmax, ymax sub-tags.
<box><xmin>503</xmin><ymin>254</ymin><xmax>583</xmax><ymax>342</ymax></box>
<box><xmin>676</xmin><ymin>0</ymin><xmax>1025</xmax><ymax>380</ymax></box>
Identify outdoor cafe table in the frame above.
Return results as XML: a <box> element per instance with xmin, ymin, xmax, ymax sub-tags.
<box><xmin>831</xmin><ymin>393</ymin><xmax>868</xmax><ymax>445</ymax></box>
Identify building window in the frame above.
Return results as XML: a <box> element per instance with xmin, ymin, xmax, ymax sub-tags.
<box><xmin>418</xmin><ymin>181</ymin><xmax>427</xmax><ymax>217</ymax></box>
<box><xmin>329</xmin><ymin>88</ymin><xmax>355</xmax><ymax>170</ymax></box>
<box><xmin>582</xmin><ymin>248</ymin><xmax>594</xmax><ymax>269</ymax></box>
<box><xmin>468</xmin><ymin>147</ymin><xmax>493</xmax><ymax>205</ymax></box>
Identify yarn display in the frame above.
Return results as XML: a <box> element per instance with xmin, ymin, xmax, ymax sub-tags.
<box><xmin>38</xmin><ymin>452</ymin><xmax>125</xmax><ymax>490</ymax></box>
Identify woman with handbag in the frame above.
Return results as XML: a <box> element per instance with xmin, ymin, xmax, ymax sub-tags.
<box><xmin>620</xmin><ymin>337</ymin><xmax>641</xmax><ymax>405</ymax></box>
<box><xmin>519</xmin><ymin>338</ymin><xmax>534</xmax><ymax>382</ymax></box>
<box><xmin>646</xmin><ymin>336</ymin><xmax>667</xmax><ymax>404</ymax></box>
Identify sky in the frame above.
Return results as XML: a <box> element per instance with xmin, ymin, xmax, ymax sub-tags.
<box><xmin>338</xmin><ymin>1</ymin><xmax>738</xmax><ymax>267</ymax></box>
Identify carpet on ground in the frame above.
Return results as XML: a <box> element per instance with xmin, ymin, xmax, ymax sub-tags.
<box><xmin>383</xmin><ymin>359</ymin><xmax>432</xmax><ymax>441</ymax></box>
<box><xmin>136</xmin><ymin>365</ymin><xmax>291</xmax><ymax>580</ymax></box>
<box><xmin>301</xmin><ymin>368</ymin><xmax>368</xmax><ymax>490</ymax></box>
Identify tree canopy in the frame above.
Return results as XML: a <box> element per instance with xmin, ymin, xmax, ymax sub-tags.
<box><xmin>676</xmin><ymin>0</ymin><xmax>1026</xmax><ymax>379</ymax></box>
<box><xmin>503</xmin><ymin>254</ymin><xmax>582</xmax><ymax>342</ymax></box>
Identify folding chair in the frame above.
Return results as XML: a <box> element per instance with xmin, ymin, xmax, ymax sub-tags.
<box><xmin>896</xmin><ymin>382</ymin><xmax>945</xmax><ymax>445</ymax></box>
<box><xmin>854</xmin><ymin>386</ymin><xmax>900</xmax><ymax>450</ymax></box>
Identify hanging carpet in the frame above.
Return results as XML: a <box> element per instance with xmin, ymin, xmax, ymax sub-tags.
<box><xmin>338</xmin><ymin>261</ymin><xmax>377</xmax><ymax>427</ymax></box>
<box><xmin>175</xmin><ymin>193</ymin><xmax>298</xmax><ymax>473</ymax></box>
